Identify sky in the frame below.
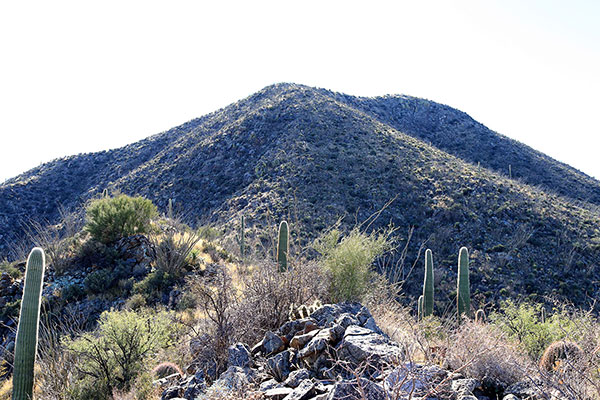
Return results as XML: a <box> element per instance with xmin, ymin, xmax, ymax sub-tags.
<box><xmin>1</xmin><ymin>1</ymin><xmax>599</xmax><ymax>183</ymax></box>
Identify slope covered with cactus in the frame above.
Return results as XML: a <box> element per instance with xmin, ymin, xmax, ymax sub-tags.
<box><xmin>1</xmin><ymin>83</ymin><xmax>600</xmax><ymax>307</ymax></box>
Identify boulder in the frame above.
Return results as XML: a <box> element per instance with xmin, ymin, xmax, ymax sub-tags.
<box><xmin>228</xmin><ymin>342</ymin><xmax>252</xmax><ymax>368</ymax></box>
<box><xmin>326</xmin><ymin>378</ymin><xmax>385</xmax><ymax>400</ymax></box>
<box><xmin>263</xmin><ymin>331</ymin><xmax>286</xmax><ymax>356</ymax></box>
<box><xmin>267</xmin><ymin>350</ymin><xmax>293</xmax><ymax>382</ymax></box>
<box><xmin>337</xmin><ymin>325</ymin><xmax>402</xmax><ymax>368</ymax></box>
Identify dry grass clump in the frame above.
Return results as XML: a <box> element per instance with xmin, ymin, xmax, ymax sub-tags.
<box><xmin>446</xmin><ymin>321</ymin><xmax>532</xmax><ymax>392</ymax></box>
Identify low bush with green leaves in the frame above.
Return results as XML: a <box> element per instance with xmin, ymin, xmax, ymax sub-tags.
<box><xmin>85</xmin><ymin>194</ymin><xmax>158</xmax><ymax>244</ymax></box>
<box><xmin>64</xmin><ymin>308</ymin><xmax>178</xmax><ymax>398</ymax></box>
<box><xmin>314</xmin><ymin>227</ymin><xmax>391</xmax><ymax>302</ymax></box>
<box><xmin>489</xmin><ymin>300</ymin><xmax>592</xmax><ymax>359</ymax></box>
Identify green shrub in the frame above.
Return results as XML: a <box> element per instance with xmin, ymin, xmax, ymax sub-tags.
<box><xmin>133</xmin><ymin>269</ymin><xmax>175</xmax><ymax>302</ymax></box>
<box><xmin>0</xmin><ymin>261</ymin><xmax>22</xmax><ymax>280</ymax></box>
<box><xmin>64</xmin><ymin>309</ymin><xmax>177</xmax><ymax>396</ymax></box>
<box><xmin>83</xmin><ymin>269</ymin><xmax>113</xmax><ymax>294</ymax></box>
<box><xmin>314</xmin><ymin>228</ymin><xmax>391</xmax><ymax>302</ymax></box>
<box><xmin>85</xmin><ymin>194</ymin><xmax>158</xmax><ymax>244</ymax></box>
<box><xmin>489</xmin><ymin>300</ymin><xmax>589</xmax><ymax>359</ymax></box>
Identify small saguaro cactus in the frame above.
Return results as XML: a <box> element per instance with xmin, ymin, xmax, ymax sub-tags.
<box><xmin>417</xmin><ymin>295</ymin><xmax>424</xmax><ymax>321</ymax></box>
<box><xmin>541</xmin><ymin>308</ymin><xmax>547</xmax><ymax>324</ymax></box>
<box><xmin>422</xmin><ymin>249</ymin><xmax>434</xmax><ymax>317</ymax></box>
<box><xmin>236</xmin><ymin>215</ymin><xmax>245</xmax><ymax>261</ymax></box>
<box><xmin>475</xmin><ymin>309</ymin><xmax>486</xmax><ymax>323</ymax></box>
<box><xmin>457</xmin><ymin>247</ymin><xmax>471</xmax><ymax>319</ymax></box>
<box><xmin>167</xmin><ymin>198</ymin><xmax>174</xmax><ymax>219</ymax></box>
<box><xmin>13</xmin><ymin>248</ymin><xmax>46</xmax><ymax>400</ymax></box>
<box><xmin>102</xmin><ymin>188</ymin><xmax>109</xmax><ymax>198</ymax></box>
<box><xmin>277</xmin><ymin>221</ymin><xmax>289</xmax><ymax>272</ymax></box>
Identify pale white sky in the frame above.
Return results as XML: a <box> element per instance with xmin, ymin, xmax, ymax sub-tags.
<box><xmin>1</xmin><ymin>1</ymin><xmax>599</xmax><ymax>183</ymax></box>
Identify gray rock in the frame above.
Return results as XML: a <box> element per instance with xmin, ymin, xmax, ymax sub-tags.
<box><xmin>326</xmin><ymin>378</ymin><xmax>385</xmax><ymax>400</ymax></box>
<box><xmin>261</xmin><ymin>378</ymin><xmax>283</xmax><ymax>391</ymax></box>
<box><xmin>263</xmin><ymin>331</ymin><xmax>286</xmax><ymax>355</ymax></box>
<box><xmin>267</xmin><ymin>350</ymin><xmax>292</xmax><ymax>382</ymax></box>
<box><xmin>213</xmin><ymin>366</ymin><xmax>256</xmax><ymax>391</ymax></box>
<box><xmin>290</xmin><ymin>329</ymin><xmax>319</xmax><ymax>350</ymax></box>
<box><xmin>283</xmin><ymin>379</ymin><xmax>315</xmax><ymax>400</ymax></box>
<box><xmin>337</xmin><ymin>325</ymin><xmax>403</xmax><ymax>367</ymax></box>
<box><xmin>451</xmin><ymin>378</ymin><xmax>480</xmax><ymax>394</ymax></box>
<box><xmin>228</xmin><ymin>342</ymin><xmax>251</xmax><ymax>368</ymax></box>
<box><xmin>335</xmin><ymin>313</ymin><xmax>360</xmax><ymax>329</ymax></box>
<box><xmin>264</xmin><ymin>387</ymin><xmax>294</xmax><ymax>400</ymax></box>
<box><xmin>284</xmin><ymin>368</ymin><xmax>311</xmax><ymax>388</ymax></box>
<box><xmin>504</xmin><ymin>380</ymin><xmax>540</xmax><ymax>399</ymax></box>
<box><xmin>502</xmin><ymin>395</ymin><xmax>520</xmax><ymax>400</ymax></box>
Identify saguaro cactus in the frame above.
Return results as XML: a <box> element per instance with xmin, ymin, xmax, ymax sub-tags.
<box><xmin>457</xmin><ymin>247</ymin><xmax>470</xmax><ymax>319</ymax></box>
<box><xmin>13</xmin><ymin>247</ymin><xmax>46</xmax><ymax>400</ymax></box>
<box><xmin>167</xmin><ymin>198</ymin><xmax>174</xmax><ymax>219</ymax></box>
<box><xmin>417</xmin><ymin>295</ymin><xmax>424</xmax><ymax>321</ymax></box>
<box><xmin>422</xmin><ymin>249</ymin><xmax>434</xmax><ymax>317</ymax></box>
<box><xmin>237</xmin><ymin>215</ymin><xmax>245</xmax><ymax>261</ymax></box>
<box><xmin>277</xmin><ymin>221</ymin><xmax>289</xmax><ymax>272</ymax></box>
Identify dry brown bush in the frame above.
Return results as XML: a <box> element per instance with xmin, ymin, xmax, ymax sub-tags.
<box><xmin>236</xmin><ymin>260</ymin><xmax>330</xmax><ymax>344</ymax></box>
<box><xmin>446</xmin><ymin>320</ymin><xmax>532</xmax><ymax>392</ymax></box>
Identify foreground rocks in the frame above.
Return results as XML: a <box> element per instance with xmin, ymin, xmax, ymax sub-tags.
<box><xmin>160</xmin><ymin>302</ymin><xmax>486</xmax><ymax>400</ymax></box>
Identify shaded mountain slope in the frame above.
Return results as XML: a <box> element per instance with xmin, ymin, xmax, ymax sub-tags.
<box><xmin>325</xmin><ymin>89</ymin><xmax>600</xmax><ymax>205</ymax></box>
<box><xmin>1</xmin><ymin>83</ymin><xmax>600</xmax><ymax>307</ymax></box>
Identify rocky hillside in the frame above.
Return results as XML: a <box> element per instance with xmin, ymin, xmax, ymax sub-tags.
<box><xmin>2</xmin><ymin>83</ymin><xmax>600</xmax><ymax>306</ymax></box>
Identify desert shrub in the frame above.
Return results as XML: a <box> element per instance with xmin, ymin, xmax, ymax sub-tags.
<box><xmin>490</xmin><ymin>300</ymin><xmax>591</xmax><ymax>359</ymax></box>
<box><xmin>133</xmin><ymin>269</ymin><xmax>176</xmax><ymax>303</ymax></box>
<box><xmin>83</xmin><ymin>268</ymin><xmax>114</xmax><ymax>294</ymax></box>
<box><xmin>85</xmin><ymin>194</ymin><xmax>158</xmax><ymax>244</ymax></box>
<box><xmin>314</xmin><ymin>227</ymin><xmax>391</xmax><ymax>302</ymax></box>
<box><xmin>0</xmin><ymin>261</ymin><xmax>22</xmax><ymax>280</ymax></box>
<box><xmin>446</xmin><ymin>321</ymin><xmax>532</xmax><ymax>393</ymax></box>
<box><xmin>197</xmin><ymin>225</ymin><xmax>222</xmax><ymax>241</ymax></box>
<box><xmin>64</xmin><ymin>308</ymin><xmax>177</xmax><ymax>397</ymax></box>
<box><xmin>23</xmin><ymin>206</ymin><xmax>83</xmax><ymax>274</ymax></box>
<box><xmin>125</xmin><ymin>293</ymin><xmax>147</xmax><ymax>310</ymax></box>
<box><xmin>61</xmin><ymin>283</ymin><xmax>85</xmax><ymax>303</ymax></box>
<box><xmin>238</xmin><ymin>260</ymin><xmax>329</xmax><ymax>343</ymax></box>
<box><xmin>153</xmin><ymin>225</ymin><xmax>200</xmax><ymax>277</ymax></box>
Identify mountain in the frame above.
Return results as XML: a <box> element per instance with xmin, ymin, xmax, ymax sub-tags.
<box><xmin>2</xmin><ymin>83</ymin><xmax>600</xmax><ymax>306</ymax></box>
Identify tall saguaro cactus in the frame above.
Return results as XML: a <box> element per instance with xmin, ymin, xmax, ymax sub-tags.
<box><xmin>277</xmin><ymin>221</ymin><xmax>289</xmax><ymax>272</ymax></box>
<box><xmin>422</xmin><ymin>249</ymin><xmax>434</xmax><ymax>317</ymax></box>
<box><xmin>457</xmin><ymin>247</ymin><xmax>471</xmax><ymax>319</ymax></box>
<box><xmin>13</xmin><ymin>248</ymin><xmax>46</xmax><ymax>400</ymax></box>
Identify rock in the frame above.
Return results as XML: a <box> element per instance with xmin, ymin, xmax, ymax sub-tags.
<box><xmin>283</xmin><ymin>379</ymin><xmax>314</xmax><ymax>400</ymax></box>
<box><xmin>458</xmin><ymin>396</ymin><xmax>478</xmax><ymax>400</ymax></box>
<box><xmin>504</xmin><ymin>380</ymin><xmax>540</xmax><ymax>399</ymax></box>
<box><xmin>261</xmin><ymin>378</ymin><xmax>283</xmax><ymax>391</ymax></box>
<box><xmin>182</xmin><ymin>370</ymin><xmax>206</xmax><ymax>400</ymax></box>
<box><xmin>263</xmin><ymin>331</ymin><xmax>286</xmax><ymax>355</ymax></box>
<box><xmin>228</xmin><ymin>342</ymin><xmax>251</xmax><ymax>368</ymax></box>
<box><xmin>297</xmin><ymin>327</ymin><xmax>342</xmax><ymax>360</ymax></box>
<box><xmin>362</xmin><ymin>317</ymin><xmax>383</xmax><ymax>335</ymax></box>
<box><xmin>161</xmin><ymin>386</ymin><xmax>181</xmax><ymax>400</ymax></box>
<box><xmin>279</xmin><ymin>318</ymin><xmax>317</xmax><ymax>341</ymax></box>
<box><xmin>326</xmin><ymin>378</ymin><xmax>385</xmax><ymax>400</ymax></box>
<box><xmin>451</xmin><ymin>378</ymin><xmax>480</xmax><ymax>394</ymax></box>
<box><xmin>337</xmin><ymin>325</ymin><xmax>403</xmax><ymax>368</ymax></box>
<box><xmin>335</xmin><ymin>313</ymin><xmax>360</xmax><ymax>329</ymax></box>
<box><xmin>265</xmin><ymin>387</ymin><xmax>294</xmax><ymax>400</ymax></box>
<box><xmin>213</xmin><ymin>366</ymin><xmax>256</xmax><ymax>391</ymax></box>
<box><xmin>310</xmin><ymin>302</ymin><xmax>363</xmax><ymax>326</ymax></box>
<box><xmin>502</xmin><ymin>395</ymin><xmax>520</xmax><ymax>400</ymax></box>
<box><xmin>267</xmin><ymin>350</ymin><xmax>292</xmax><ymax>382</ymax></box>
<box><xmin>290</xmin><ymin>330</ymin><xmax>319</xmax><ymax>350</ymax></box>
<box><xmin>284</xmin><ymin>368</ymin><xmax>311</xmax><ymax>388</ymax></box>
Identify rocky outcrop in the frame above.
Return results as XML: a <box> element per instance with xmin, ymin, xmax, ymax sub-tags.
<box><xmin>160</xmin><ymin>302</ymin><xmax>507</xmax><ymax>400</ymax></box>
